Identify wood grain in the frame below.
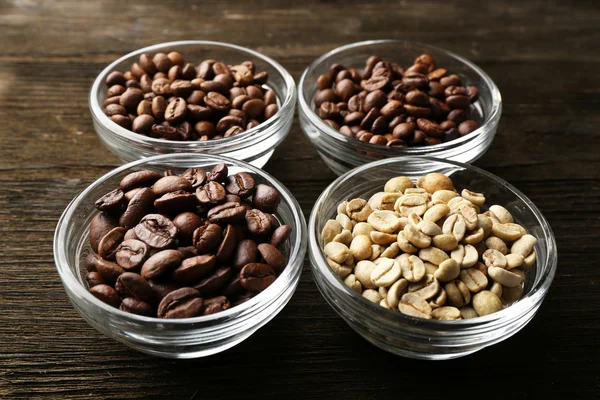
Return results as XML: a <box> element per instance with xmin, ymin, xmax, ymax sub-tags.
<box><xmin>1</xmin><ymin>0</ymin><xmax>599</xmax><ymax>398</ymax></box>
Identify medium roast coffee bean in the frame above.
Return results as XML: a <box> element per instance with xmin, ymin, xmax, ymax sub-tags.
<box><xmin>115</xmin><ymin>239</ymin><xmax>149</xmax><ymax>270</ymax></box>
<box><xmin>90</xmin><ymin>284</ymin><xmax>122</xmax><ymax>308</ymax></box>
<box><xmin>172</xmin><ymin>212</ymin><xmax>204</xmax><ymax>245</ymax></box>
<box><xmin>96</xmin><ymin>258</ymin><xmax>125</xmax><ymax>285</ymax></box>
<box><xmin>119</xmin><ymin>170</ymin><xmax>163</xmax><ymax>192</ymax></box>
<box><xmin>141</xmin><ymin>249</ymin><xmax>183</xmax><ymax>280</ymax></box>
<box><xmin>157</xmin><ymin>287</ymin><xmax>204</xmax><ymax>319</ymax></box>
<box><xmin>89</xmin><ymin>212</ymin><xmax>119</xmax><ymax>253</ymax></box>
<box><xmin>98</xmin><ymin>227</ymin><xmax>127</xmax><ymax>260</ymax></box>
<box><xmin>257</xmin><ymin>243</ymin><xmax>286</xmax><ymax>273</ymax></box>
<box><xmin>86</xmin><ymin>271</ymin><xmax>106</xmax><ymax>288</ymax></box>
<box><xmin>194</xmin><ymin>266</ymin><xmax>233</xmax><ymax>297</ymax></box>
<box><xmin>172</xmin><ymin>255</ymin><xmax>217</xmax><ymax>283</ymax></box>
<box><xmin>154</xmin><ymin>191</ymin><xmax>198</xmax><ymax>214</ymax></box>
<box><xmin>207</xmin><ymin>163</ymin><xmax>228</xmax><ymax>182</ymax></box>
<box><xmin>181</xmin><ymin>168</ymin><xmax>207</xmax><ymax>189</ymax></box>
<box><xmin>134</xmin><ymin>214</ymin><xmax>177</xmax><ymax>250</ymax></box>
<box><xmin>240</xmin><ymin>263</ymin><xmax>276</xmax><ymax>292</ymax></box>
<box><xmin>203</xmin><ymin>296</ymin><xmax>230</xmax><ymax>315</ymax></box>
<box><xmin>246</xmin><ymin>209</ymin><xmax>272</xmax><ymax>236</ymax></box>
<box><xmin>152</xmin><ymin>176</ymin><xmax>192</xmax><ymax>195</ymax></box>
<box><xmin>207</xmin><ymin>202</ymin><xmax>247</xmax><ymax>224</ymax></box>
<box><xmin>120</xmin><ymin>298</ymin><xmax>155</xmax><ymax>316</ymax></box>
<box><xmin>252</xmin><ymin>184</ymin><xmax>280</xmax><ymax>213</ymax></box>
<box><xmin>193</xmin><ymin>223</ymin><xmax>223</xmax><ymax>254</ymax></box>
<box><xmin>115</xmin><ymin>272</ymin><xmax>156</xmax><ymax>303</ymax></box>
<box><xmin>270</xmin><ymin>225</ymin><xmax>292</xmax><ymax>248</ymax></box>
<box><xmin>216</xmin><ymin>224</ymin><xmax>237</xmax><ymax>262</ymax></box>
<box><xmin>196</xmin><ymin>181</ymin><xmax>226</xmax><ymax>205</ymax></box>
<box><xmin>224</xmin><ymin>172</ymin><xmax>255</xmax><ymax>197</ymax></box>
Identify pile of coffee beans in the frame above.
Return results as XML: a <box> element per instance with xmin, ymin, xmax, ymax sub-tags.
<box><xmin>84</xmin><ymin>164</ymin><xmax>292</xmax><ymax>318</ymax></box>
<box><xmin>314</xmin><ymin>54</ymin><xmax>480</xmax><ymax>147</ymax></box>
<box><xmin>321</xmin><ymin>173</ymin><xmax>537</xmax><ymax>320</ymax></box>
<box><xmin>103</xmin><ymin>52</ymin><xmax>279</xmax><ymax>141</ymax></box>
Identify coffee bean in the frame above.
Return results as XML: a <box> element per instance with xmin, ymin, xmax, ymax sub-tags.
<box><xmin>98</xmin><ymin>227</ymin><xmax>127</xmax><ymax>260</ymax></box>
<box><xmin>119</xmin><ymin>298</ymin><xmax>154</xmax><ymax>316</ymax></box>
<box><xmin>104</xmin><ymin>103</ymin><xmax>128</xmax><ymax>118</ymax></box>
<box><xmin>240</xmin><ymin>263</ymin><xmax>276</xmax><ymax>292</ymax></box>
<box><xmin>86</xmin><ymin>271</ymin><xmax>106</xmax><ymax>288</ymax></box>
<box><xmin>207</xmin><ymin>163</ymin><xmax>228</xmax><ymax>183</ymax></box>
<box><xmin>95</xmin><ymin>189</ymin><xmax>125</xmax><ymax>213</ymax></box>
<box><xmin>90</xmin><ymin>284</ymin><xmax>122</xmax><ymax>308</ymax></box>
<box><xmin>196</xmin><ymin>181</ymin><xmax>226</xmax><ymax>205</ymax></box>
<box><xmin>193</xmin><ymin>223</ymin><xmax>223</xmax><ymax>254</ymax></box>
<box><xmin>134</xmin><ymin>214</ymin><xmax>177</xmax><ymax>250</ymax></box>
<box><xmin>132</xmin><ymin>114</ymin><xmax>155</xmax><ymax>134</ymax></box>
<box><xmin>458</xmin><ymin>120</ymin><xmax>479</xmax><ymax>135</ymax></box>
<box><xmin>172</xmin><ymin>255</ymin><xmax>217</xmax><ymax>283</ymax></box>
<box><xmin>252</xmin><ymin>184</ymin><xmax>281</xmax><ymax>213</ymax></box>
<box><xmin>233</xmin><ymin>239</ymin><xmax>259</xmax><ymax>270</ymax></box>
<box><xmin>154</xmin><ymin>191</ymin><xmax>198</xmax><ymax>214</ymax></box>
<box><xmin>157</xmin><ymin>287</ymin><xmax>204</xmax><ymax>319</ymax></box>
<box><xmin>119</xmin><ymin>88</ymin><xmax>144</xmax><ymax>112</ymax></box>
<box><xmin>257</xmin><ymin>243</ymin><xmax>286</xmax><ymax>273</ymax></box>
<box><xmin>96</xmin><ymin>258</ymin><xmax>125</xmax><ymax>285</ymax></box>
<box><xmin>181</xmin><ymin>168</ymin><xmax>207</xmax><ymax>189</ymax></box>
<box><xmin>207</xmin><ymin>202</ymin><xmax>247</xmax><ymax>224</ymax></box>
<box><xmin>141</xmin><ymin>249</ymin><xmax>182</xmax><ymax>280</ymax></box>
<box><xmin>115</xmin><ymin>272</ymin><xmax>155</xmax><ymax>304</ymax></box>
<box><xmin>446</xmin><ymin>95</ymin><xmax>470</xmax><ymax>109</ymax></box>
<box><xmin>270</xmin><ymin>225</ymin><xmax>291</xmax><ymax>248</ymax></box>
<box><xmin>224</xmin><ymin>172</ymin><xmax>255</xmax><ymax>198</ymax></box>
<box><xmin>416</xmin><ymin>118</ymin><xmax>443</xmax><ymax>137</ymax></box>
<box><xmin>106</xmin><ymin>71</ymin><xmax>126</xmax><ymax>87</ymax></box>
<box><xmin>150</xmin><ymin>124</ymin><xmax>181</xmax><ymax>140</ymax></box>
<box><xmin>151</xmin><ymin>176</ymin><xmax>192</xmax><ymax>195</ymax></box>
<box><xmin>194</xmin><ymin>266</ymin><xmax>233</xmax><ymax>297</ymax></box>
<box><xmin>119</xmin><ymin>170</ymin><xmax>162</xmax><ymax>192</ymax></box>
<box><xmin>203</xmin><ymin>296</ymin><xmax>230</xmax><ymax>315</ymax></box>
<box><xmin>172</xmin><ymin>212</ymin><xmax>204</xmax><ymax>245</ymax></box>
<box><xmin>110</xmin><ymin>115</ymin><xmax>132</xmax><ymax>129</ymax></box>
<box><xmin>89</xmin><ymin>212</ymin><xmax>119</xmax><ymax>253</ymax></box>
<box><xmin>115</xmin><ymin>239</ymin><xmax>149</xmax><ymax>271</ymax></box>
<box><xmin>246</xmin><ymin>209</ymin><xmax>272</xmax><ymax>236</ymax></box>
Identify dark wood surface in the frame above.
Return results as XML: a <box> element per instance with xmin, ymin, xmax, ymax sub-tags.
<box><xmin>1</xmin><ymin>0</ymin><xmax>599</xmax><ymax>398</ymax></box>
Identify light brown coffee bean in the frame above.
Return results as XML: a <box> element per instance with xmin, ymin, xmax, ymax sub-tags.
<box><xmin>472</xmin><ymin>290</ymin><xmax>503</xmax><ymax>316</ymax></box>
<box><xmin>332</xmin><ymin>229</ymin><xmax>353</xmax><ymax>247</ymax></box>
<box><xmin>353</xmin><ymin>222</ymin><xmax>374</xmax><ymax>237</ymax></box>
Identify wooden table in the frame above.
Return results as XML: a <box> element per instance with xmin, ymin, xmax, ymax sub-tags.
<box><xmin>1</xmin><ymin>0</ymin><xmax>598</xmax><ymax>398</ymax></box>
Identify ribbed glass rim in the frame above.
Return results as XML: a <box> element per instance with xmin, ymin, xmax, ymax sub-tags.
<box><xmin>54</xmin><ymin>153</ymin><xmax>307</xmax><ymax>327</ymax></box>
<box><xmin>298</xmin><ymin>39</ymin><xmax>502</xmax><ymax>155</ymax></box>
<box><xmin>89</xmin><ymin>40</ymin><xmax>296</xmax><ymax>149</ymax></box>
<box><xmin>309</xmin><ymin>156</ymin><xmax>557</xmax><ymax>329</ymax></box>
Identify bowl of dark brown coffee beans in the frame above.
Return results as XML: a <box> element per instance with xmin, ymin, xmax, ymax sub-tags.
<box><xmin>298</xmin><ymin>40</ymin><xmax>502</xmax><ymax>175</ymax></box>
<box><xmin>90</xmin><ymin>41</ymin><xmax>296</xmax><ymax>167</ymax></box>
<box><xmin>54</xmin><ymin>153</ymin><xmax>307</xmax><ymax>358</ymax></box>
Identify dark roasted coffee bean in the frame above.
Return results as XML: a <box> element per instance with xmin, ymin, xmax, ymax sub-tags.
<box><xmin>233</xmin><ymin>239</ymin><xmax>259</xmax><ymax>270</ymax></box>
<box><xmin>106</xmin><ymin>71</ymin><xmax>126</xmax><ymax>87</ymax></box>
<box><xmin>428</xmin><ymin>68</ymin><xmax>447</xmax><ymax>81</ymax></box>
<box><xmin>241</xmin><ymin>98</ymin><xmax>265</xmax><ymax>119</ymax></box>
<box><xmin>466</xmin><ymin>86</ymin><xmax>479</xmax><ymax>102</ymax></box>
<box><xmin>187</xmin><ymin>90</ymin><xmax>206</xmax><ymax>105</ymax></box>
<box><xmin>347</xmin><ymin>94</ymin><xmax>365</xmax><ymax>113</ymax></box>
<box><xmin>360</xmin><ymin>108</ymin><xmax>380</xmax><ymax>130</ymax></box>
<box><xmin>86</xmin><ymin>271</ymin><xmax>106</xmax><ymax>288</ymax></box>
<box><xmin>139</xmin><ymin>54</ymin><xmax>157</xmax><ymax>76</ymax></box>
<box><xmin>170</xmin><ymin>80</ymin><xmax>194</xmax><ymax>98</ymax></box>
<box><xmin>428</xmin><ymin>82</ymin><xmax>446</xmax><ymax>99</ymax></box>
<box><xmin>89</xmin><ymin>212</ymin><xmax>119</xmax><ymax>253</ymax></box>
<box><xmin>317</xmin><ymin>74</ymin><xmax>332</xmax><ymax>90</ymax></box>
<box><xmin>380</xmin><ymin>100</ymin><xmax>404</xmax><ymax>119</ymax></box>
<box><xmin>223</xmin><ymin>277</ymin><xmax>244</xmax><ymax>296</ymax></box>
<box><xmin>446</xmin><ymin>95</ymin><xmax>470</xmax><ymax>109</ymax></box>
<box><xmin>103</xmin><ymin>96</ymin><xmax>121</xmax><ymax>108</ymax></box>
<box><xmin>83</xmin><ymin>252</ymin><xmax>99</xmax><ymax>272</ymax></box>
<box><xmin>120</xmin><ymin>170</ymin><xmax>163</xmax><ymax>192</ymax></box>
<box><xmin>252</xmin><ymin>184</ymin><xmax>280</xmax><ymax>213</ymax></box>
<box><xmin>110</xmin><ymin>114</ymin><xmax>132</xmax><ymax>129</ymax></box>
<box><xmin>95</xmin><ymin>189</ymin><xmax>125</xmax><ymax>213</ymax></box>
<box><xmin>458</xmin><ymin>120</ymin><xmax>479</xmax><ymax>136</ymax></box>
<box><xmin>405</xmin><ymin>90</ymin><xmax>430</xmax><ymax>107</ymax></box>
<box><xmin>318</xmin><ymin>102</ymin><xmax>341</xmax><ymax>121</ymax></box>
<box><xmin>343</xmin><ymin>112</ymin><xmax>365</xmax><ymax>126</ymax></box>
<box><xmin>204</xmin><ymin>91</ymin><xmax>231</xmax><ymax>111</ymax></box>
<box><xmin>361</xmin><ymin>71</ymin><xmax>391</xmax><ymax>92</ymax></box>
<box><xmin>207</xmin><ymin>163</ymin><xmax>228</xmax><ymax>182</ymax></box>
<box><xmin>152</xmin><ymin>53</ymin><xmax>173</xmax><ymax>73</ymax></box>
<box><xmin>334</xmin><ymin>79</ymin><xmax>356</xmax><ymax>102</ymax></box>
<box><xmin>164</xmin><ymin>97</ymin><xmax>187</xmax><ymax>123</ymax></box>
<box><xmin>115</xmin><ymin>272</ymin><xmax>155</xmax><ymax>303</ymax></box>
<box><xmin>147</xmin><ymin>280</ymin><xmax>181</xmax><ymax>299</ymax></box>
<box><xmin>172</xmin><ymin>212</ymin><xmax>204</xmax><ymax>245</ymax></box>
<box><xmin>98</xmin><ymin>227</ymin><xmax>127</xmax><ymax>260</ymax></box>
<box><xmin>193</xmin><ymin>223</ymin><xmax>222</xmax><ymax>254</ymax></box>
<box><xmin>231</xmin><ymin>292</ymin><xmax>255</xmax><ymax>307</ymax></box>
<box><xmin>141</xmin><ymin>249</ymin><xmax>182</xmax><ymax>280</ymax></box>
<box><xmin>424</xmin><ymin>137</ymin><xmax>442</xmax><ymax>145</ymax></box>
<box><xmin>196</xmin><ymin>181</ymin><xmax>226</xmax><ymax>205</ymax></box>
<box><xmin>151</xmin><ymin>96</ymin><xmax>167</xmax><ymax>120</ymax></box>
<box><xmin>270</xmin><ymin>225</ymin><xmax>291</xmax><ymax>248</ymax></box>
<box><xmin>96</xmin><ymin>258</ymin><xmax>124</xmax><ymax>285</ymax></box>
<box><xmin>158</xmin><ymin>287</ymin><xmax>203</xmax><ymax>319</ymax></box>
<box><xmin>194</xmin><ymin>266</ymin><xmax>233</xmax><ymax>297</ymax></box>
<box><xmin>314</xmin><ymin>88</ymin><xmax>338</xmax><ymax>108</ymax></box>
<box><xmin>120</xmin><ymin>298</ymin><xmax>155</xmax><ymax>316</ymax></box>
<box><xmin>447</xmin><ymin>109</ymin><xmax>469</xmax><ymax>124</ymax></box>
<box><xmin>132</xmin><ymin>114</ymin><xmax>155</xmax><ymax>134</ymax></box>
<box><xmin>107</xmin><ymin>84</ymin><xmax>126</xmax><ymax>98</ymax></box>
<box><xmin>178</xmin><ymin>246</ymin><xmax>198</xmax><ymax>259</ymax></box>
<box><xmin>216</xmin><ymin>224</ymin><xmax>237</xmax><ymax>262</ymax></box>
<box><xmin>370</xmin><ymin>117</ymin><xmax>388</xmax><ymax>135</ymax></box>
<box><xmin>411</xmin><ymin>130</ymin><xmax>427</xmax><ymax>145</ymax></box>
<box><xmin>364</xmin><ymin>90</ymin><xmax>387</xmax><ymax>112</ymax></box>
<box><xmin>257</xmin><ymin>243</ymin><xmax>286</xmax><ymax>273</ymax></box>
<box><xmin>224</xmin><ymin>172</ymin><xmax>255</xmax><ymax>197</ymax></box>
<box><xmin>444</xmin><ymin>129</ymin><xmax>460</xmax><ymax>142</ymax></box>
<box><xmin>224</xmin><ymin>126</ymin><xmax>244</xmax><ymax>137</ymax></box>
<box><xmin>119</xmin><ymin>88</ymin><xmax>144</xmax><ymax>112</ymax></box>
<box><xmin>154</xmin><ymin>191</ymin><xmax>198</xmax><ymax>214</ymax></box>
<box><xmin>181</xmin><ymin>168</ymin><xmax>207</xmax><ymax>189</ymax></box>
<box><xmin>150</xmin><ymin>124</ymin><xmax>182</xmax><ymax>140</ymax></box>
<box><xmin>152</xmin><ymin>176</ymin><xmax>192</xmax><ymax>195</ymax></box>
<box><xmin>115</xmin><ymin>239</ymin><xmax>149</xmax><ymax>270</ymax></box>
<box><xmin>134</xmin><ymin>214</ymin><xmax>177</xmax><ymax>250</ymax></box>
<box><xmin>90</xmin><ymin>284</ymin><xmax>121</xmax><ymax>308</ymax></box>
<box><xmin>203</xmin><ymin>296</ymin><xmax>230</xmax><ymax>315</ymax></box>
<box><xmin>207</xmin><ymin>202</ymin><xmax>247</xmax><ymax>224</ymax></box>
<box><xmin>126</xmin><ymin>79</ymin><xmax>141</xmax><ymax>89</ymax></box>
<box><xmin>404</xmin><ymin>104</ymin><xmax>431</xmax><ymax>118</ymax></box>
<box><xmin>265</xmin><ymin>213</ymin><xmax>280</xmax><ymax>230</ymax></box>
<box><xmin>440</xmin><ymin>74</ymin><xmax>462</xmax><ymax>87</ymax></box>
<box><xmin>240</xmin><ymin>263</ymin><xmax>276</xmax><ymax>293</ymax></box>
<box><xmin>388</xmin><ymin>115</ymin><xmax>405</xmax><ymax>131</ymax></box>
<box><xmin>417</xmin><ymin>118</ymin><xmax>443</xmax><ymax>137</ymax></box>
<box><xmin>393</xmin><ymin>122</ymin><xmax>416</xmax><ymax>140</ymax></box>
<box><xmin>119</xmin><ymin>188</ymin><xmax>157</xmax><ymax>229</ymax></box>
<box><xmin>172</xmin><ymin>255</ymin><xmax>217</xmax><ymax>283</ymax></box>
<box><xmin>245</xmin><ymin>209</ymin><xmax>272</xmax><ymax>236</ymax></box>
<box><xmin>402</xmin><ymin>73</ymin><xmax>428</xmax><ymax>89</ymax></box>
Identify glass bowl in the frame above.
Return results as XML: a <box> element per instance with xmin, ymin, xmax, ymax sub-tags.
<box><xmin>89</xmin><ymin>41</ymin><xmax>296</xmax><ymax>167</ymax></box>
<box><xmin>298</xmin><ymin>40</ymin><xmax>502</xmax><ymax>176</ymax></box>
<box><xmin>54</xmin><ymin>153</ymin><xmax>307</xmax><ymax>359</ymax></box>
<box><xmin>308</xmin><ymin>156</ymin><xmax>556</xmax><ymax>360</ymax></box>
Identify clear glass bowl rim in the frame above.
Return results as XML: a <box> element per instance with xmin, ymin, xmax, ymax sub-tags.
<box><xmin>298</xmin><ymin>39</ymin><xmax>502</xmax><ymax>154</ymax></box>
<box><xmin>309</xmin><ymin>155</ymin><xmax>557</xmax><ymax>327</ymax></box>
<box><xmin>54</xmin><ymin>152</ymin><xmax>308</xmax><ymax>327</ymax></box>
<box><xmin>89</xmin><ymin>40</ymin><xmax>296</xmax><ymax>149</ymax></box>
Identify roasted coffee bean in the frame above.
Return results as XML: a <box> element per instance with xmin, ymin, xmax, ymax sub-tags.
<box><xmin>233</xmin><ymin>239</ymin><xmax>259</xmax><ymax>269</ymax></box>
<box><xmin>151</xmin><ymin>96</ymin><xmax>167</xmax><ymax>119</ymax></box>
<box><xmin>154</xmin><ymin>191</ymin><xmax>198</xmax><ymax>214</ymax></box>
<box><xmin>105</xmin><ymin>103</ymin><xmax>128</xmax><ymax>117</ymax></box>
<box><xmin>110</xmin><ymin>114</ymin><xmax>132</xmax><ymax>129</ymax></box>
<box><xmin>172</xmin><ymin>212</ymin><xmax>204</xmax><ymax>245</ymax></box>
<box><xmin>252</xmin><ymin>184</ymin><xmax>280</xmax><ymax>213</ymax></box>
<box><xmin>86</xmin><ymin>271</ymin><xmax>106</xmax><ymax>288</ymax></box>
<box><xmin>90</xmin><ymin>284</ymin><xmax>121</xmax><ymax>308</ymax></box>
<box><xmin>196</xmin><ymin>181</ymin><xmax>226</xmax><ymax>205</ymax></box>
<box><xmin>164</xmin><ymin>97</ymin><xmax>187</xmax><ymax>123</ymax></box>
<box><xmin>207</xmin><ymin>202</ymin><xmax>247</xmax><ymax>224</ymax></box>
<box><xmin>246</xmin><ymin>209</ymin><xmax>272</xmax><ymax>236</ymax></box>
<box><xmin>89</xmin><ymin>212</ymin><xmax>119</xmax><ymax>253</ymax></box>
<box><xmin>204</xmin><ymin>91</ymin><xmax>231</xmax><ymax>112</ymax></box>
<box><xmin>115</xmin><ymin>239</ymin><xmax>149</xmax><ymax>270</ymax></box>
<box><xmin>134</xmin><ymin>214</ymin><xmax>177</xmax><ymax>250</ymax></box>
<box><xmin>417</xmin><ymin>118</ymin><xmax>443</xmax><ymax>137</ymax></box>
<box><xmin>172</xmin><ymin>255</ymin><xmax>217</xmax><ymax>283</ymax></box>
<box><xmin>120</xmin><ymin>298</ymin><xmax>155</xmax><ymax>316</ymax></box>
<box><xmin>98</xmin><ymin>227</ymin><xmax>127</xmax><ymax>260</ymax></box>
<box><xmin>119</xmin><ymin>88</ymin><xmax>144</xmax><ymax>112</ymax></box>
<box><xmin>141</xmin><ymin>249</ymin><xmax>182</xmax><ymax>280</ymax></box>
<box><xmin>257</xmin><ymin>243</ymin><xmax>286</xmax><ymax>273</ymax></box>
<box><xmin>194</xmin><ymin>120</ymin><xmax>216</xmax><ymax>137</ymax></box>
<box><xmin>240</xmin><ymin>263</ymin><xmax>276</xmax><ymax>292</ymax></box>
<box><xmin>181</xmin><ymin>168</ymin><xmax>207</xmax><ymax>189</ymax></box>
<box><xmin>216</xmin><ymin>224</ymin><xmax>237</xmax><ymax>262</ymax></box>
<box><xmin>152</xmin><ymin>176</ymin><xmax>192</xmax><ymax>195</ymax></box>
<box><xmin>132</xmin><ymin>114</ymin><xmax>155</xmax><ymax>134</ymax></box>
<box><xmin>187</xmin><ymin>90</ymin><xmax>206</xmax><ymax>105</ymax></box>
<box><xmin>106</xmin><ymin>71</ymin><xmax>127</xmax><ymax>87</ymax></box>
<box><xmin>104</xmin><ymin>96</ymin><xmax>122</xmax><ymax>108</ymax></box>
<box><xmin>270</xmin><ymin>225</ymin><xmax>292</xmax><ymax>248</ymax></box>
<box><xmin>203</xmin><ymin>296</ymin><xmax>230</xmax><ymax>315</ymax></box>
<box><xmin>115</xmin><ymin>272</ymin><xmax>155</xmax><ymax>303</ymax></box>
<box><xmin>95</xmin><ymin>189</ymin><xmax>126</xmax><ymax>213</ymax></box>
<box><xmin>150</xmin><ymin>124</ymin><xmax>181</xmax><ymax>140</ymax></box>
<box><xmin>120</xmin><ymin>170</ymin><xmax>162</xmax><ymax>192</ymax></box>
<box><xmin>446</xmin><ymin>95</ymin><xmax>470</xmax><ymax>109</ymax></box>
<box><xmin>148</xmin><ymin>280</ymin><xmax>181</xmax><ymax>299</ymax></box>
<box><xmin>207</xmin><ymin>164</ymin><xmax>228</xmax><ymax>182</ymax></box>
<box><xmin>193</xmin><ymin>223</ymin><xmax>223</xmax><ymax>254</ymax></box>
<box><xmin>83</xmin><ymin>252</ymin><xmax>99</xmax><ymax>272</ymax></box>
<box><xmin>158</xmin><ymin>287</ymin><xmax>204</xmax><ymax>319</ymax></box>
<box><xmin>96</xmin><ymin>258</ymin><xmax>125</xmax><ymax>285</ymax></box>
<box><xmin>458</xmin><ymin>120</ymin><xmax>479</xmax><ymax>136</ymax></box>
<box><xmin>224</xmin><ymin>172</ymin><xmax>255</xmax><ymax>197</ymax></box>
<box><xmin>194</xmin><ymin>266</ymin><xmax>233</xmax><ymax>297</ymax></box>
